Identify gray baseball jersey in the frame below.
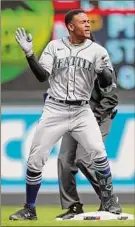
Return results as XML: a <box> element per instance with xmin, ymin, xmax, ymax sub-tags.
<box><xmin>27</xmin><ymin>37</ymin><xmax>113</xmax><ymax>173</ymax></box>
<box><xmin>39</xmin><ymin>38</ymin><xmax>113</xmax><ymax>101</ymax></box>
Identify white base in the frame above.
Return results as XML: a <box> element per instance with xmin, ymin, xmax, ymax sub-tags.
<box><xmin>67</xmin><ymin>211</ymin><xmax>134</xmax><ymax>221</ymax></box>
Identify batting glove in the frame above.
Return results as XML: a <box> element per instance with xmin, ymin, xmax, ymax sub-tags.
<box><xmin>15</xmin><ymin>28</ymin><xmax>33</xmax><ymax>57</ymax></box>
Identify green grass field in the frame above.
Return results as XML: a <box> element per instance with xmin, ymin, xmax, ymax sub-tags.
<box><xmin>1</xmin><ymin>205</ymin><xmax>135</xmax><ymax>226</ymax></box>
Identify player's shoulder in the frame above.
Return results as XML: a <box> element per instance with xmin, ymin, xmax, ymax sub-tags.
<box><xmin>48</xmin><ymin>38</ymin><xmax>64</xmax><ymax>46</ymax></box>
<box><xmin>92</xmin><ymin>42</ymin><xmax>108</xmax><ymax>53</ymax></box>
<box><xmin>46</xmin><ymin>39</ymin><xmax>65</xmax><ymax>52</ymax></box>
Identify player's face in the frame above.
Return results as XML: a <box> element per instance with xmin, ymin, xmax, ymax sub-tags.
<box><xmin>68</xmin><ymin>13</ymin><xmax>91</xmax><ymax>38</ymax></box>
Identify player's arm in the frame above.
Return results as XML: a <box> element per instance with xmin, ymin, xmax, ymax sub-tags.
<box><xmin>26</xmin><ymin>54</ymin><xmax>50</xmax><ymax>82</ymax></box>
<box><xmin>97</xmin><ymin>66</ymin><xmax>112</xmax><ymax>88</ymax></box>
<box><xmin>90</xmin><ymin>71</ymin><xmax>118</xmax><ymax>123</ymax></box>
<box><xmin>98</xmin><ymin>67</ymin><xmax>117</xmax><ymax>94</ymax></box>
<box><xmin>95</xmin><ymin>47</ymin><xmax>114</xmax><ymax>92</ymax></box>
<box><xmin>15</xmin><ymin>28</ymin><xmax>53</xmax><ymax>82</ymax></box>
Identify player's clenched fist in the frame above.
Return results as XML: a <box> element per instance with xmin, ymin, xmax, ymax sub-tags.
<box><xmin>15</xmin><ymin>28</ymin><xmax>33</xmax><ymax>56</ymax></box>
<box><xmin>95</xmin><ymin>55</ymin><xmax>108</xmax><ymax>74</ymax></box>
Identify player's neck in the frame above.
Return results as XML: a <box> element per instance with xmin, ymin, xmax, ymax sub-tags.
<box><xmin>68</xmin><ymin>35</ymin><xmax>86</xmax><ymax>45</ymax></box>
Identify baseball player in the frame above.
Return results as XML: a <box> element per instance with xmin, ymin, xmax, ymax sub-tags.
<box><xmin>56</xmin><ymin>70</ymin><xmax>118</xmax><ymax>220</ymax></box>
<box><xmin>9</xmin><ymin>9</ymin><xmax>122</xmax><ymax>220</ymax></box>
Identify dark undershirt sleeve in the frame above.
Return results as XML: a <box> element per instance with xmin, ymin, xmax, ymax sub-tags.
<box><xmin>26</xmin><ymin>54</ymin><xmax>50</xmax><ymax>82</ymax></box>
<box><xmin>97</xmin><ymin>68</ymin><xmax>113</xmax><ymax>88</ymax></box>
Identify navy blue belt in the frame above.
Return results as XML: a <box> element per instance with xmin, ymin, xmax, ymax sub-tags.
<box><xmin>48</xmin><ymin>95</ymin><xmax>88</xmax><ymax>106</ymax></box>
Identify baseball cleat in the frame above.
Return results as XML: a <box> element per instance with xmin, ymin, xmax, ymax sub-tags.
<box><xmin>103</xmin><ymin>194</ymin><xmax>122</xmax><ymax>214</ymax></box>
<box><xmin>56</xmin><ymin>203</ymin><xmax>84</xmax><ymax>220</ymax></box>
<box><xmin>9</xmin><ymin>204</ymin><xmax>37</xmax><ymax>220</ymax></box>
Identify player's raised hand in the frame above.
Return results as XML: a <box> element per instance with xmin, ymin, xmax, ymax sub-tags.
<box><xmin>15</xmin><ymin>28</ymin><xmax>33</xmax><ymax>56</ymax></box>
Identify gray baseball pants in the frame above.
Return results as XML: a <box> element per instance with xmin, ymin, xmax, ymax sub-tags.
<box><xmin>58</xmin><ymin>115</ymin><xmax>112</xmax><ymax>209</ymax></box>
<box><xmin>27</xmin><ymin>97</ymin><xmax>106</xmax><ymax>173</ymax></box>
